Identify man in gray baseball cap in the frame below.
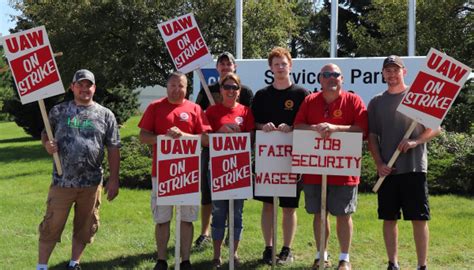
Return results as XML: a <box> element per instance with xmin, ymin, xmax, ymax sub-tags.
<box><xmin>72</xmin><ymin>69</ymin><xmax>95</xmax><ymax>84</ymax></box>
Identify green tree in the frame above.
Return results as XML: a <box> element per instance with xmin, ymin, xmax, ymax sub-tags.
<box><xmin>346</xmin><ymin>0</ymin><xmax>473</xmax><ymax>64</ymax></box>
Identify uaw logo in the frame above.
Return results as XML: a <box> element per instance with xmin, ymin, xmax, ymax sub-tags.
<box><xmin>333</xmin><ymin>109</ymin><xmax>343</xmax><ymax>119</ymax></box>
<box><xmin>179</xmin><ymin>112</ymin><xmax>190</xmax><ymax>121</ymax></box>
<box><xmin>284</xmin><ymin>99</ymin><xmax>294</xmax><ymax>110</ymax></box>
<box><xmin>235</xmin><ymin>116</ymin><xmax>243</xmax><ymax>125</ymax></box>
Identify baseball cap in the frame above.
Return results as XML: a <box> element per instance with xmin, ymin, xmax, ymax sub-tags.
<box><xmin>217</xmin><ymin>52</ymin><xmax>236</xmax><ymax>65</ymax></box>
<box><xmin>383</xmin><ymin>55</ymin><xmax>404</xmax><ymax>69</ymax></box>
<box><xmin>72</xmin><ymin>69</ymin><xmax>95</xmax><ymax>84</ymax></box>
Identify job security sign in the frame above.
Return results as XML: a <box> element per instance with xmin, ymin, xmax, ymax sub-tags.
<box><xmin>158</xmin><ymin>13</ymin><xmax>213</xmax><ymax>74</ymax></box>
<box><xmin>1</xmin><ymin>26</ymin><xmax>64</xmax><ymax>104</ymax></box>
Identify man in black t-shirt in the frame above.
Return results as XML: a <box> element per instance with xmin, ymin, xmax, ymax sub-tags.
<box><xmin>194</xmin><ymin>52</ymin><xmax>254</xmax><ymax>249</ymax></box>
<box><xmin>251</xmin><ymin>47</ymin><xmax>309</xmax><ymax>265</ymax></box>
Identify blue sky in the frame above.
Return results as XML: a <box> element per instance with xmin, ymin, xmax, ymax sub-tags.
<box><xmin>0</xmin><ymin>0</ymin><xmax>19</xmax><ymax>37</ymax></box>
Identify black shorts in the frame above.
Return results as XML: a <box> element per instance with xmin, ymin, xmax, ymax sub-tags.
<box><xmin>377</xmin><ymin>172</ymin><xmax>430</xmax><ymax>220</ymax></box>
<box><xmin>200</xmin><ymin>147</ymin><xmax>212</xmax><ymax>205</ymax></box>
<box><xmin>253</xmin><ymin>180</ymin><xmax>303</xmax><ymax>208</ymax></box>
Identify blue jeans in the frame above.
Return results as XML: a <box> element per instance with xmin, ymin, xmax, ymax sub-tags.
<box><xmin>211</xmin><ymin>199</ymin><xmax>244</xmax><ymax>241</ymax></box>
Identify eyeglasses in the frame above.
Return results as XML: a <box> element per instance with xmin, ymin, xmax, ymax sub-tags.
<box><xmin>222</xmin><ymin>84</ymin><xmax>240</xmax><ymax>91</ymax></box>
<box><xmin>321</xmin><ymin>71</ymin><xmax>341</xmax><ymax>79</ymax></box>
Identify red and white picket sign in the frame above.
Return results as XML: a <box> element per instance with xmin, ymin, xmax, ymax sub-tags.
<box><xmin>397</xmin><ymin>48</ymin><xmax>472</xmax><ymax>130</ymax></box>
<box><xmin>158</xmin><ymin>13</ymin><xmax>213</xmax><ymax>74</ymax></box>
<box><xmin>1</xmin><ymin>26</ymin><xmax>64</xmax><ymax>104</ymax></box>
<box><xmin>209</xmin><ymin>133</ymin><xmax>253</xmax><ymax>200</ymax></box>
<box><xmin>291</xmin><ymin>130</ymin><xmax>363</xmax><ymax>176</ymax></box>
<box><xmin>1</xmin><ymin>26</ymin><xmax>64</xmax><ymax>175</ymax></box>
<box><xmin>156</xmin><ymin>135</ymin><xmax>201</xmax><ymax>205</ymax></box>
<box><xmin>255</xmin><ymin>131</ymin><xmax>298</xmax><ymax>197</ymax></box>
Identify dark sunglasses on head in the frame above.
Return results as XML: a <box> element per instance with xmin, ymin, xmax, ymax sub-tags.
<box><xmin>222</xmin><ymin>84</ymin><xmax>240</xmax><ymax>91</ymax></box>
<box><xmin>321</xmin><ymin>71</ymin><xmax>341</xmax><ymax>79</ymax></box>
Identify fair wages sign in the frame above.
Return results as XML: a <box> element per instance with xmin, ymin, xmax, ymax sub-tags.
<box><xmin>1</xmin><ymin>26</ymin><xmax>64</xmax><ymax>104</ymax></box>
<box><xmin>209</xmin><ymin>133</ymin><xmax>253</xmax><ymax>200</ymax></box>
<box><xmin>291</xmin><ymin>130</ymin><xmax>363</xmax><ymax>176</ymax></box>
<box><xmin>158</xmin><ymin>13</ymin><xmax>213</xmax><ymax>74</ymax></box>
<box><xmin>397</xmin><ymin>48</ymin><xmax>472</xmax><ymax>130</ymax></box>
<box><xmin>255</xmin><ymin>131</ymin><xmax>298</xmax><ymax>197</ymax></box>
<box><xmin>156</xmin><ymin>136</ymin><xmax>201</xmax><ymax>205</ymax></box>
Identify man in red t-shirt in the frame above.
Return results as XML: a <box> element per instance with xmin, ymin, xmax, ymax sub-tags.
<box><xmin>294</xmin><ymin>63</ymin><xmax>368</xmax><ymax>270</ymax></box>
<box><xmin>138</xmin><ymin>71</ymin><xmax>211</xmax><ymax>270</ymax></box>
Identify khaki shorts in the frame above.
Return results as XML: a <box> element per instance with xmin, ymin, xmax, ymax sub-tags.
<box><xmin>151</xmin><ymin>177</ymin><xmax>198</xmax><ymax>224</ymax></box>
<box><xmin>38</xmin><ymin>185</ymin><xmax>101</xmax><ymax>244</ymax></box>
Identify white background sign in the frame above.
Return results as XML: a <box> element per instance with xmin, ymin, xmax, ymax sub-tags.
<box><xmin>255</xmin><ymin>131</ymin><xmax>298</xmax><ymax>197</ymax></box>
<box><xmin>158</xmin><ymin>13</ymin><xmax>213</xmax><ymax>74</ymax></box>
<box><xmin>397</xmin><ymin>48</ymin><xmax>472</xmax><ymax>130</ymax></box>
<box><xmin>209</xmin><ymin>133</ymin><xmax>253</xmax><ymax>200</ymax></box>
<box><xmin>156</xmin><ymin>135</ymin><xmax>201</xmax><ymax>205</ymax></box>
<box><xmin>193</xmin><ymin>56</ymin><xmax>425</xmax><ymax>106</ymax></box>
<box><xmin>1</xmin><ymin>26</ymin><xmax>64</xmax><ymax>104</ymax></box>
<box><xmin>291</xmin><ymin>130</ymin><xmax>363</xmax><ymax>176</ymax></box>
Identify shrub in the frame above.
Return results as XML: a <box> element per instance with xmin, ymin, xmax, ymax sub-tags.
<box><xmin>427</xmin><ymin>131</ymin><xmax>474</xmax><ymax>195</ymax></box>
<box><xmin>4</xmin><ymin>83</ymin><xmax>139</xmax><ymax>139</ymax></box>
<box><xmin>359</xmin><ymin>132</ymin><xmax>473</xmax><ymax>195</ymax></box>
<box><xmin>104</xmin><ymin>136</ymin><xmax>152</xmax><ymax>189</ymax></box>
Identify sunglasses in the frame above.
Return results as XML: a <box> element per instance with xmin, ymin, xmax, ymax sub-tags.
<box><xmin>321</xmin><ymin>71</ymin><xmax>341</xmax><ymax>79</ymax></box>
<box><xmin>222</xmin><ymin>84</ymin><xmax>240</xmax><ymax>91</ymax></box>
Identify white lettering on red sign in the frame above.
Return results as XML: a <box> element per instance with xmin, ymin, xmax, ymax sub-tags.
<box><xmin>158</xmin><ymin>170</ymin><xmax>199</xmax><ymax>196</ymax></box>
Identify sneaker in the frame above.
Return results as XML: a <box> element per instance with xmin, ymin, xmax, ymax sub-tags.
<box><xmin>418</xmin><ymin>266</ymin><xmax>427</xmax><ymax>270</ymax></box>
<box><xmin>262</xmin><ymin>246</ymin><xmax>273</xmax><ymax>265</ymax></box>
<box><xmin>180</xmin><ymin>260</ymin><xmax>193</xmax><ymax>270</ymax></box>
<box><xmin>153</xmin><ymin>260</ymin><xmax>168</xmax><ymax>270</ymax></box>
<box><xmin>194</xmin><ymin>234</ymin><xmax>211</xmax><ymax>249</ymax></box>
<box><xmin>212</xmin><ymin>258</ymin><xmax>222</xmax><ymax>269</ymax></box>
<box><xmin>387</xmin><ymin>261</ymin><xmax>400</xmax><ymax>270</ymax></box>
<box><xmin>277</xmin><ymin>247</ymin><xmax>294</xmax><ymax>264</ymax></box>
<box><xmin>337</xmin><ymin>260</ymin><xmax>352</xmax><ymax>270</ymax></box>
<box><xmin>66</xmin><ymin>263</ymin><xmax>81</xmax><ymax>270</ymax></box>
<box><xmin>311</xmin><ymin>258</ymin><xmax>332</xmax><ymax>269</ymax></box>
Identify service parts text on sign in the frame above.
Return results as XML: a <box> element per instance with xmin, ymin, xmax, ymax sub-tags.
<box><xmin>156</xmin><ymin>135</ymin><xmax>201</xmax><ymax>205</ymax></box>
<box><xmin>158</xmin><ymin>13</ymin><xmax>213</xmax><ymax>74</ymax></box>
<box><xmin>1</xmin><ymin>26</ymin><xmax>64</xmax><ymax>104</ymax></box>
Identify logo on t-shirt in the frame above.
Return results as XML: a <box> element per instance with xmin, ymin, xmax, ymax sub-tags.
<box><xmin>235</xmin><ymin>116</ymin><xmax>243</xmax><ymax>125</ymax></box>
<box><xmin>67</xmin><ymin>116</ymin><xmax>95</xmax><ymax>130</ymax></box>
<box><xmin>333</xmin><ymin>109</ymin><xmax>343</xmax><ymax>118</ymax></box>
<box><xmin>179</xmin><ymin>112</ymin><xmax>190</xmax><ymax>121</ymax></box>
<box><xmin>284</xmin><ymin>100</ymin><xmax>294</xmax><ymax>110</ymax></box>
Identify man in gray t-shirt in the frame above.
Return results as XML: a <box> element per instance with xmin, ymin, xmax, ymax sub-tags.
<box><xmin>37</xmin><ymin>69</ymin><xmax>120</xmax><ymax>270</ymax></box>
<box><xmin>368</xmin><ymin>56</ymin><xmax>440</xmax><ymax>270</ymax></box>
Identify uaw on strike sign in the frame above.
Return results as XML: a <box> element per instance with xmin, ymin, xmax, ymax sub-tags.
<box><xmin>291</xmin><ymin>130</ymin><xmax>363</xmax><ymax>176</ymax></box>
<box><xmin>209</xmin><ymin>133</ymin><xmax>253</xmax><ymax>201</ymax></box>
<box><xmin>397</xmin><ymin>48</ymin><xmax>472</xmax><ymax>130</ymax></box>
<box><xmin>255</xmin><ymin>131</ymin><xmax>298</xmax><ymax>197</ymax></box>
<box><xmin>1</xmin><ymin>26</ymin><xmax>64</xmax><ymax>104</ymax></box>
<box><xmin>156</xmin><ymin>136</ymin><xmax>201</xmax><ymax>205</ymax></box>
<box><xmin>158</xmin><ymin>13</ymin><xmax>212</xmax><ymax>74</ymax></box>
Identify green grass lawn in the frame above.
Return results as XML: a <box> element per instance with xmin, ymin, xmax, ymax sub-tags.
<box><xmin>0</xmin><ymin>116</ymin><xmax>473</xmax><ymax>269</ymax></box>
